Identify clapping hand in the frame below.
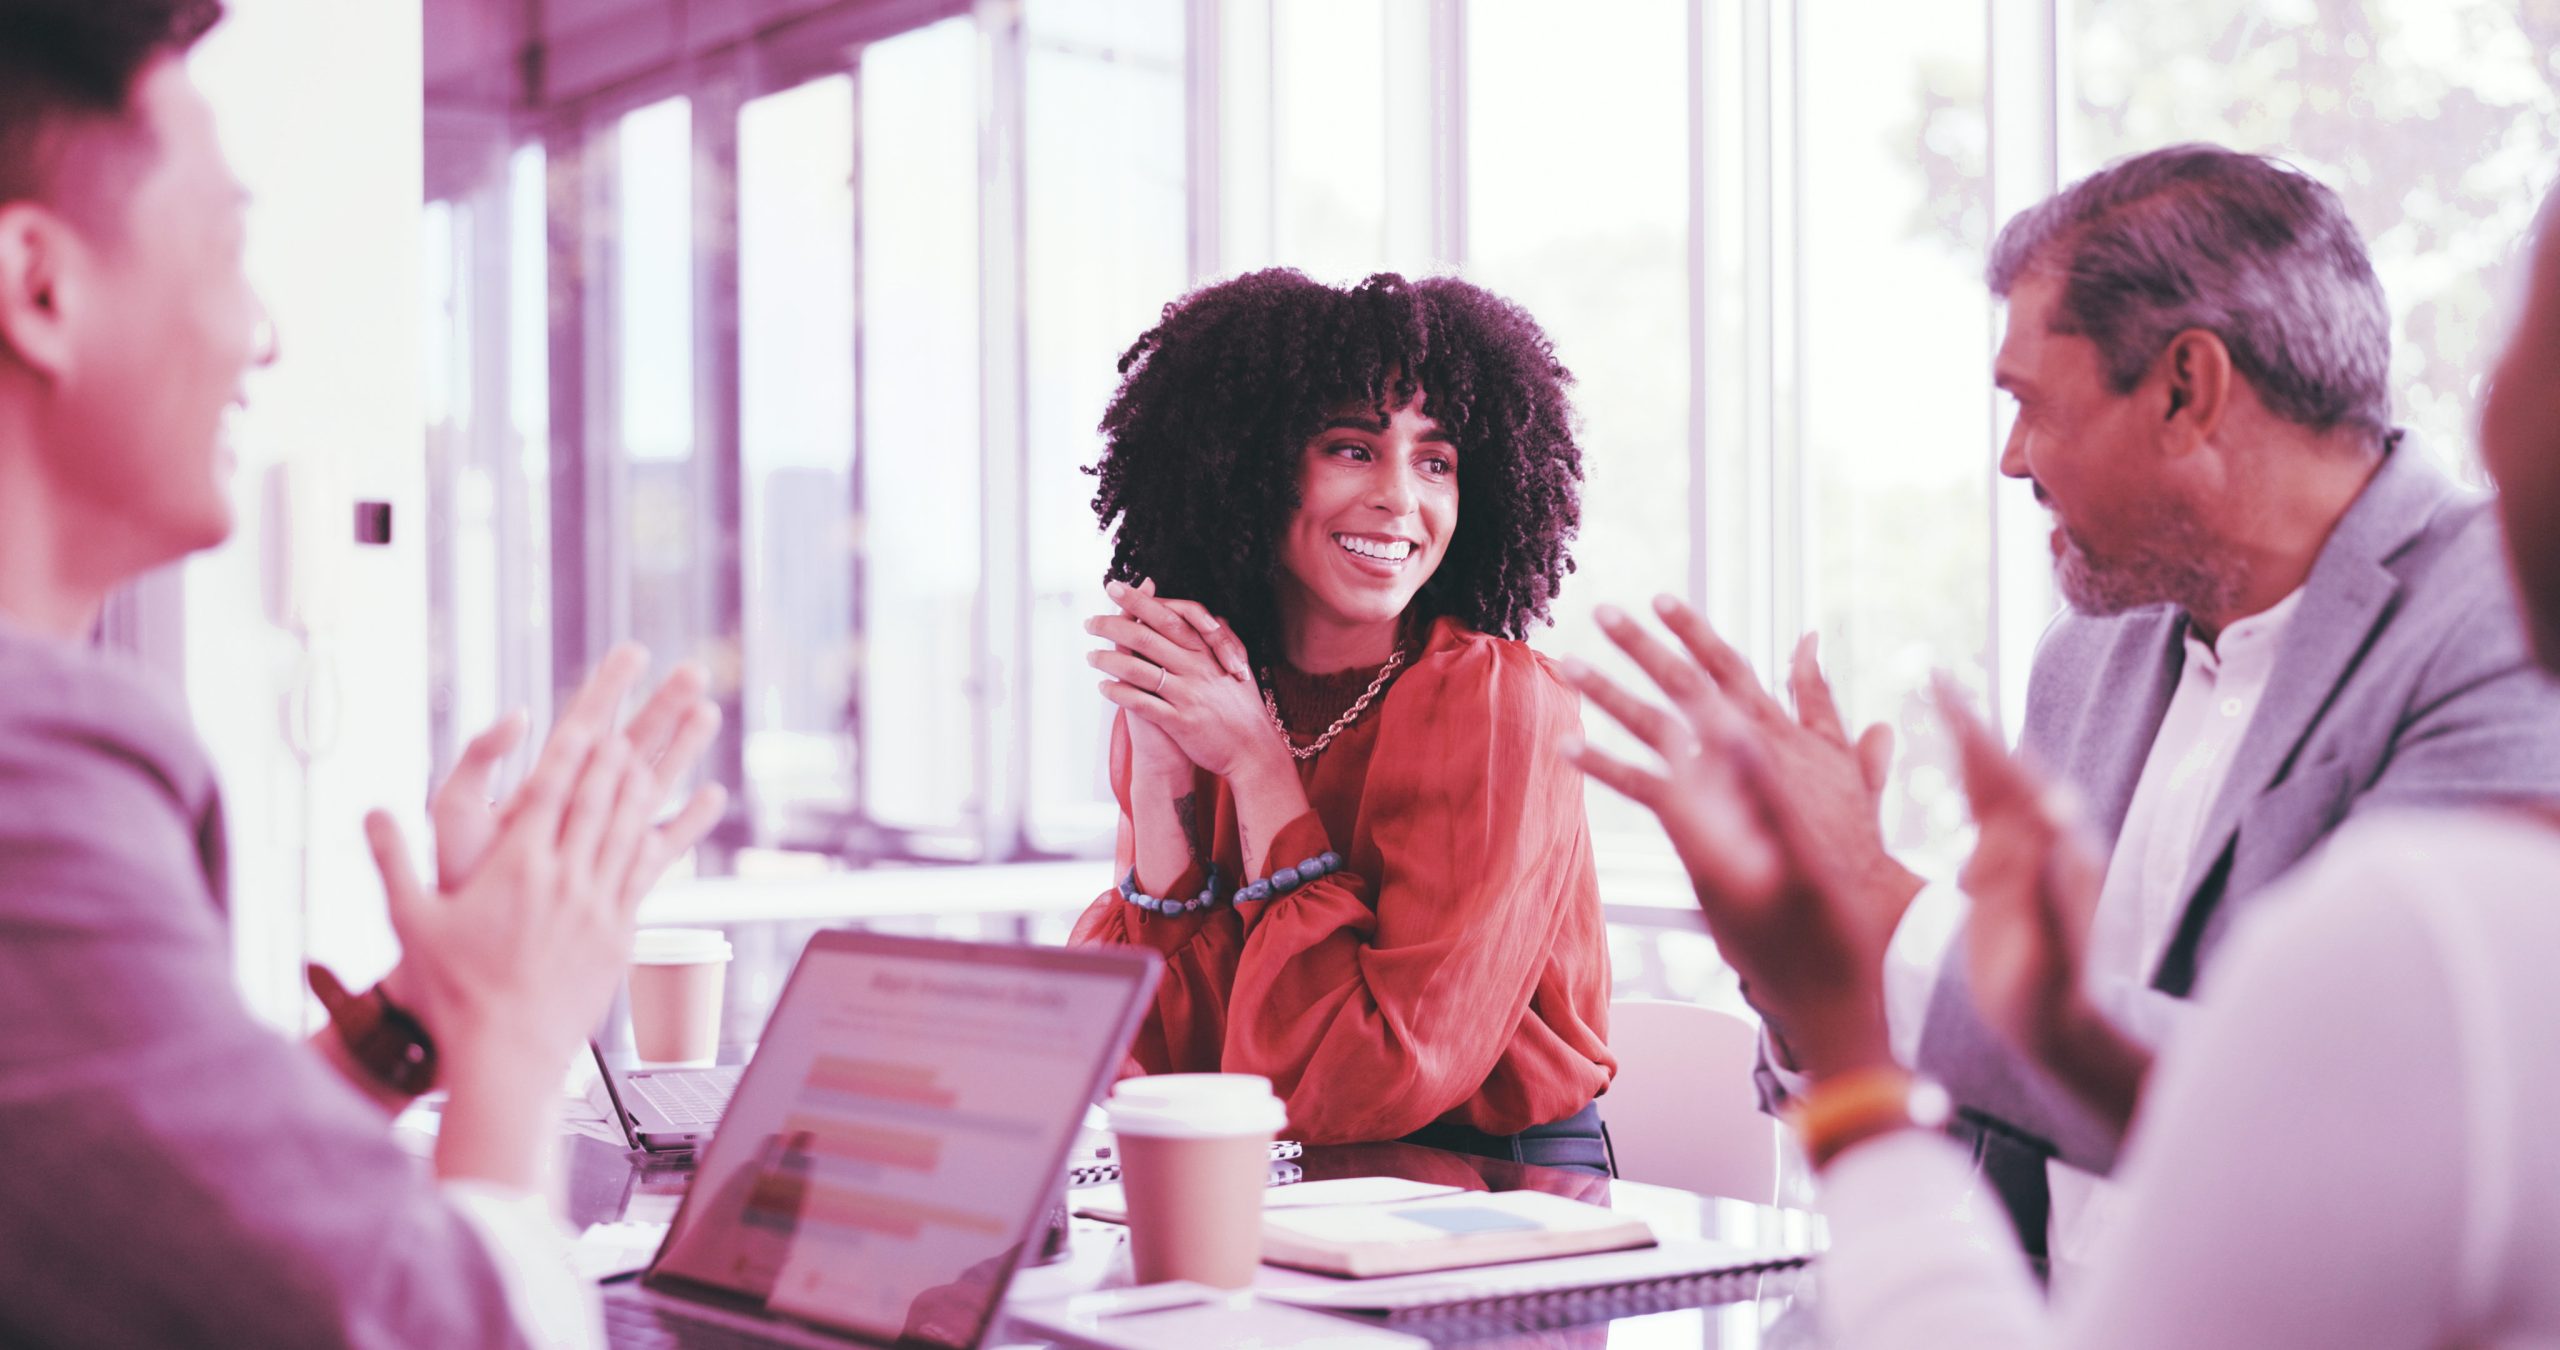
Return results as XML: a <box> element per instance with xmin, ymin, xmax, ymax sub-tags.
<box><xmin>422</xmin><ymin>660</ymin><xmax>720</xmax><ymax>895</ymax></box>
<box><xmin>1618</xmin><ymin>600</ymin><xmax>1921</xmax><ymax>941</ymax></box>
<box><xmin>1559</xmin><ymin>598</ymin><xmax>1895</xmax><ymax>1079</ymax></box>
<box><xmin>366</xmin><ymin>647</ymin><xmax>726</xmax><ymax>1067</ymax></box>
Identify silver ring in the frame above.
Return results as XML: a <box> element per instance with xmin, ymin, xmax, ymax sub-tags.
<box><xmin>1153</xmin><ymin>665</ymin><xmax>1169</xmax><ymax>694</ymax></box>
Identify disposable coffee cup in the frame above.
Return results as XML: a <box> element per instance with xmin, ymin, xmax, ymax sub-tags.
<box><xmin>628</xmin><ymin>928</ymin><xmax>732</xmax><ymax>1066</ymax></box>
<box><xmin>1106</xmin><ymin>1074</ymin><xmax>1288</xmax><ymax>1288</ymax></box>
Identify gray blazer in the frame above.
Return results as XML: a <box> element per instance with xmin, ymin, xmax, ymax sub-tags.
<box><xmin>0</xmin><ymin>622</ymin><xmax>526</xmax><ymax>1348</ymax></box>
<box><xmin>1919</xmin><ymin>440</ymin><xmax>2560</xmax><ymax>1178</ymax></box>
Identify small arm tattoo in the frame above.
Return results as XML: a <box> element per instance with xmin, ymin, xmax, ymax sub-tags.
<box><xmin>1173</xmin><ymin>789</ymin><xmax>1206</xmax><ymax>867</ymax></box>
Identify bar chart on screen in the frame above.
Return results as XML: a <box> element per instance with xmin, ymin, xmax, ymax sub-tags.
<box><xmin>753</xmin><ymin>966</ymin><xmax>1122</xmax><ymax>1336</ymax></box>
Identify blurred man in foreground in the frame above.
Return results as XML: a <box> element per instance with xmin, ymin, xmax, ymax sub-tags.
<box><xmin>0</xmin><ymin>2</ymin><xmax>721</xmax><ymax>1343</ymax></box>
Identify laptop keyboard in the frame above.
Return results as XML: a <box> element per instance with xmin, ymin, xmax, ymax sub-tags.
<box><xmin>604</xmin><ymin>1296</ymin><xmax>784</xmax><ymax>1349</ymax></box>
<box><xmin>631</xmin><ymin>1068</ymin><xmax>742</xmax><ymax>1127</ymax></box>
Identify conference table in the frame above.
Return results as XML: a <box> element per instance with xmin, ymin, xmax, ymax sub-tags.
<box><xmin>568</xmin><ymin>1133</ymin><xmax>1827</xmax><ymax>1348</ymax></box>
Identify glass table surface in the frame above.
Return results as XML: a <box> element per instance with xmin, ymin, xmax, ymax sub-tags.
<box><xmin>569</xmin><ymin>1135</ymin><xmax>1828</xmax><ymax>1349</ymax></box>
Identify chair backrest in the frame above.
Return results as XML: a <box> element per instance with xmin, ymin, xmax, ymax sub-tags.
<box><xmin>1602</xmin><ymin>998</ymin><xmax>1779</xmax><ymax>1204</ymax></box>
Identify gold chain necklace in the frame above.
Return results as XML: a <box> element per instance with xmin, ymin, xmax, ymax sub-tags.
<box><xmin>1262</xmin><ymin>646</ymin><xmax>1411</xmax><ymax>761</ymax></box>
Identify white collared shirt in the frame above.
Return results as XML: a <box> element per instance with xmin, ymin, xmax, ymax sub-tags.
<box><xmin>2079</xmin><ymin>584</ymin><xmax>2302</xmax><ymax>1049</ymax></box>
<box><xmin>1873</xmin><ymin>588</ymin><xmax>2304</xmax><ymax>1268</ymax></box>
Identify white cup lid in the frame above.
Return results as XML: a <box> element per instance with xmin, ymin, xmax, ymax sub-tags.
<box><xmin>1106</xmin><ymin>1073</ymin><xmax>1287</xmax><ymax>1139</ymax></box>
<box><xmin>632</xmin><ymin>928</ymin><xmax>733</xmax><ymax>965</ymax></box>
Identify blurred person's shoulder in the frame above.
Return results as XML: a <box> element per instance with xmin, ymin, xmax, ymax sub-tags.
<box><xmin>0</xmin><ymin>618</ymin><xmax>216</xmax><ymax>826</ymax></box>
<box><xmin>2234</xmin><ymin>808</ymin><xmax>2560</xmax><ymax>967</ymax></box>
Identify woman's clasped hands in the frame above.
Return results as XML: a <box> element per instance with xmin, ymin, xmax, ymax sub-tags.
<box><xmin>1084</xmin><ymin>577</ymin><xmax>1276</xmax><ymax>783</ymax></box>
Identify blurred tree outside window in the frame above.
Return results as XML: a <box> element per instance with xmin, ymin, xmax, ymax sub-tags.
<box><xmin>1915</xmin><ymin>1</ymin><xmax>2560</xmax><ymax>480</ymax></box>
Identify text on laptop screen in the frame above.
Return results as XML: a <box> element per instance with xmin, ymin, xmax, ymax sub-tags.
<box><xmin>650</xmin><ymin>937</ymin><xmax>1146</xmax><ymax>1345</ymax></box>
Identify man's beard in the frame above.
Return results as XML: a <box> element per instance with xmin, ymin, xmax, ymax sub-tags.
<box><xmin>2051</xmin><ymin>502</ymin><xmax>2244</xmax><ymax>620</ymax></box>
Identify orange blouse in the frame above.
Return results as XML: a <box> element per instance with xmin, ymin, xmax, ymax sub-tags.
<box><xmin>1071</xmin><ymin>616</ymin><xmax>1616</xmax><ymax>1144</ymax></box>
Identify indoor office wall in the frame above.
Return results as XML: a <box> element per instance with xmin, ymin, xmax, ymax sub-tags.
<box><xmin>184</xmin><ymin>0</ymin><xmax>429</xmax><ymax>1029</ymax></box>
<box><xmin>416</xmin><ymin>0</ymin><xmax>2560</xmax><ymax>985</ymax></box>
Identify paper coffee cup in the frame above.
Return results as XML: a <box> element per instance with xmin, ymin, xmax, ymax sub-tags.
<box><xmin>628</xmin><ymin>928</ymin><xmax>733</xmax><ymax>1066</ymax></box>
<box><xmin>1106</xmin><ymin>1074</ymin><xmax>1288</xmax><ymax>1288</ymax></box>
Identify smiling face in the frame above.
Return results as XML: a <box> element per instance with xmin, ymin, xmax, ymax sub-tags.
<box><xmin>1994</xmin><ymin>270</ymin><xmax>2235</xmax><ymax>617</ymax></box>
<box><xmin>1271</xmin><ymin>392</ymin><xmax>1458</xmax><ymax>668</ymax></box>
<box><xmin>20</xmin><ymin>58</ymin><xmax>265</xmax><ymax>569</ymax></box>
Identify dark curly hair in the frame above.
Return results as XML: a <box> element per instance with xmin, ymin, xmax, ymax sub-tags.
<box><xmin>1088</xmin><ymin>269</ymin><xmax>1584</xmax><ymax>662</ymax></box>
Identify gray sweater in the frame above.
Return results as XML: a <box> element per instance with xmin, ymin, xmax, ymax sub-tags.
<box><xmin>0</xmin><ymin>620</ymin><xmax>526</xmax><ymax>1348</ymax></box>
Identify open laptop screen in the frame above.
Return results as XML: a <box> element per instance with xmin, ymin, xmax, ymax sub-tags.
<box><xmin>647</xmin><ymin>932</ymin><xmax>1159</xmax><ymax>1347</ymax></box>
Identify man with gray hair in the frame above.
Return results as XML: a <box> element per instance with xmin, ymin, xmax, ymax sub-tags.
<box><xmin>1723</xmin><ymin>142</ymin><xmax>2560</xmax><ymax>1263</ymax></box>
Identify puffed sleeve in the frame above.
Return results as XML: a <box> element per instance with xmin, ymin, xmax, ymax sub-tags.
<box><xmin>1070</xmin><ymin>711</ymin><xmax>1247</xmax><ymax>1075</ymax></box>
<box><xmin>1221</xmin><ymin>640</ymin><xmax>1601</xmax><ymax>1142</ymax></box>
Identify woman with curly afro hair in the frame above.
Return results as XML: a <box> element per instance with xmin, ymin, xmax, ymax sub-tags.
<box><xmin>1071</xmin><ymin>269</ymin><xmax>1616</xmax><ymax>1170</ymax></box>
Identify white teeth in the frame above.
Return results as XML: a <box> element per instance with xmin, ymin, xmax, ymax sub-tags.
<box><xmin>1335</xmin><ymin>535</ymin><xmax>1413</xmax><ymax>562</ymax></box>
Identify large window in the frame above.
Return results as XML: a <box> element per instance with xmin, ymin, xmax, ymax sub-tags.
<box><xmin>1465</xmin><ymin>0</ymin><xmax>1694</xmax><ymax>852</ymax></box>
<box><xmin>423</xmin><ymin>1</ymin><xmax>2550</xmax><ymax>929</ymax></box>
<box><xmin>426</xmin><ymin>1</ymin><xmax>2044</xmax><ymax>894</ymax></box>
<box><xmin>1218</xmin><ymin>0</ymin><xmax>1436</xmax><ymax>281</ymax></box>
<box><xmin>1023</xmin><ymin>0</ymin><xmax>1190</xmax><ymax>852</ymax></box>
<box><xmin>423</xmin><ymin>144</ymin><xmax>552</xmax><ymax>781</ymax></box>
<box><xmin>740</xmin><ymin>76</ymin><xmax>857</xmax><ymax>843</ymax></box>
<box><xmin>1801</xmin><ymin>0</ymin><xmax>1994</xmax><ymax>865</ymax></box>
<box><xmin>614</xmin><ymin>97</ymin><xmax>713</xmax><ymax>686</ymax></box>
<box><xmin>859</xmin><ymin>20</ymin><xmax>985</xmax><ymax>849</ymax></box>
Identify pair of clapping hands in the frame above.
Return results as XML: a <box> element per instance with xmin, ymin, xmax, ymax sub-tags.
<box><xmin>1562</xmin><ymin>598</ymin><xmax>2128</xmax><ymax>1118</ymax></box>
<box><xmin>364</xmin><ymin>646</ymin><xmax>727</xmax><ymax>1080</ymax></box>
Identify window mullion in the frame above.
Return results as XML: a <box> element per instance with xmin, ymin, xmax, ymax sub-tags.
<box><xmin>976</xmin><ymin>0</ymin><xmax>1033</xmax><ymax>861</ymax></box>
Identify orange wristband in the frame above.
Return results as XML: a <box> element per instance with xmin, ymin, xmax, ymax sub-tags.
<box><xmin>1786</xmin><ymin>1066</ymin><xmax>1944</xmax><ymax>1172</ymax></box>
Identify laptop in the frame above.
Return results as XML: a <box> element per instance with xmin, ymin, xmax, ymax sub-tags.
<box><xmin>592</xmin><ymin>1043</ymin><xmax>743</xmax><ymax>1153</ymax></box>
<box><xmin>603</xmin><ymin>930</ymin><xmax>1162</xmax><ymax>1349</ymax></box>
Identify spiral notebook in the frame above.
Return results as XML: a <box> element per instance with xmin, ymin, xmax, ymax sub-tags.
<box><xmin>1067</xmin><ymin>1160</ymin><xmax>1308</xmax><ymax>1221</ymax></box>
<box><xmin>1364</xmin><ymin>1260</ymin><xmax>1811</xmax><ymax>1339</ymax></box>
<box><xmin>1065</xmin><ymin>1138</ymin><xmax>1303</xmax><ymax>1188</ymax></box>
<box><xmin>1254</xmin><ymin>1235</ymin><xmax>1809</xmax><ymax>1315</ymax></box>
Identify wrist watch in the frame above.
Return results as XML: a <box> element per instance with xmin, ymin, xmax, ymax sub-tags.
<box><xmin>1785</xmin><ymin>1066</ymin><xmax>1949</xmax><ymax>1173</ymax></box>
<box><xmin>307</xmin><ymin>962</ymin><xmax>440</xmax><ymax>1097</ymax></box>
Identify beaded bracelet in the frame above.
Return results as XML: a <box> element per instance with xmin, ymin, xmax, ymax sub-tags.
<box><xmin>1234</xmin><ymin>851</ymin><xmax>1345</xmax><ymax>906</ymax></box>
<box><xmin>1118</xmin><ymin>865</ymin><xmax>1227</xmax><ymax>915</ymax></box>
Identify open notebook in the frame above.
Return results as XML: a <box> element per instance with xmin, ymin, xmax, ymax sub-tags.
<box><xmin>1258</xmin><ymin>1189</ymin><xmax>1655</xmax><ymax>1278</ymax></box>
<box><xmin>1256</xmin><ymin>1235</ymin><xmax>1809</xmax><ymax>1315</ymax></box>
<box><xmin>1079</xmin><ymin>1175</ymin><xmax>1809</xmax><ymax>1297</ymax></box>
